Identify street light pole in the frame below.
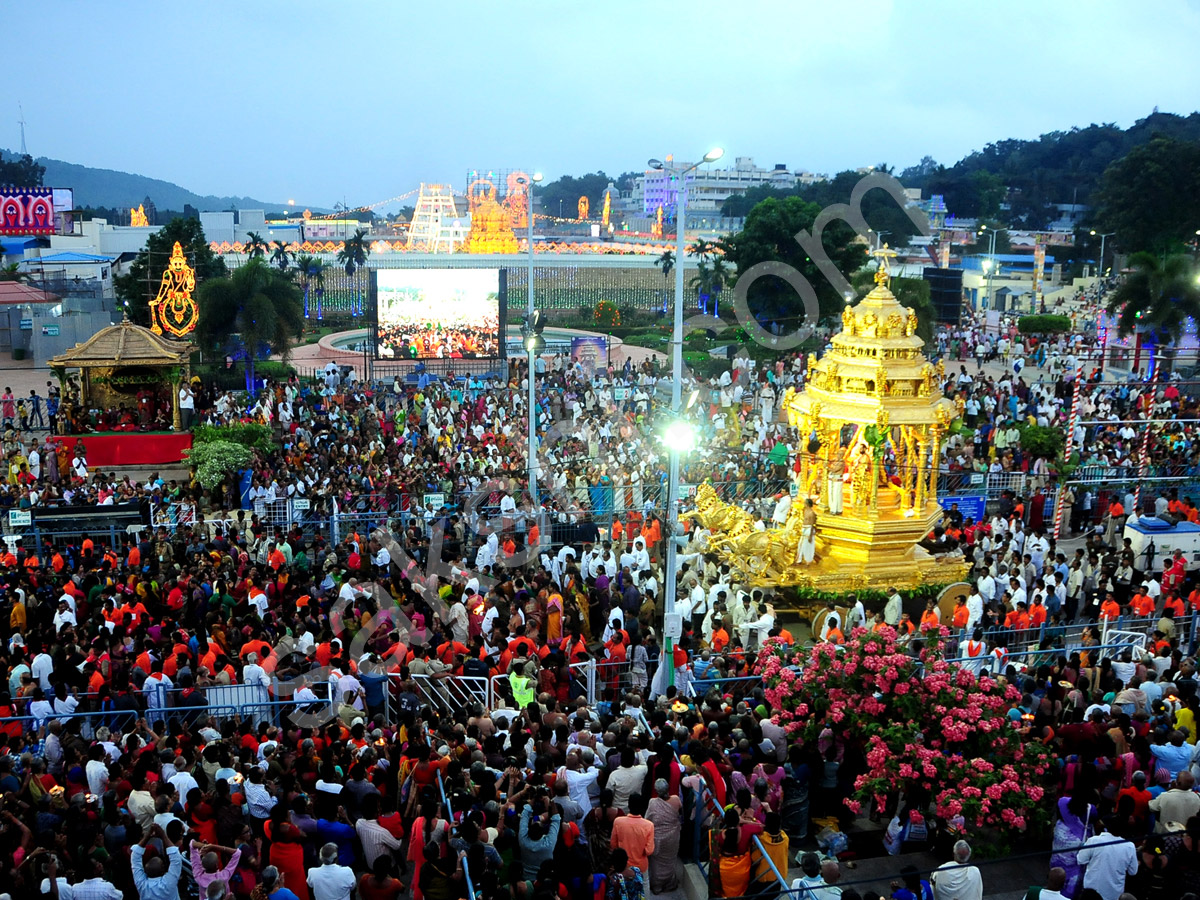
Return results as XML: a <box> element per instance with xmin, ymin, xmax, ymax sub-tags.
<box><xmin>526</xmin><ymin>173</ymin><xmax>543</xmax><ymax>519</ymax></box>
<box><xmin>650</xmin><ymin>147</ymin><xmax>723</xmax><ymax>689</ymax></box>
<box><xmin>1090</xmin><ymin>230</ymin><xmax>1114</xmax><ymax>281</ymax></box>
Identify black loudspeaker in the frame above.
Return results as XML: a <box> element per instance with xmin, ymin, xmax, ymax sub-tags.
<box><xmin>923</xmin><ymin>267</ymin><xmax>964</xmax><ymax>324</ymax></box>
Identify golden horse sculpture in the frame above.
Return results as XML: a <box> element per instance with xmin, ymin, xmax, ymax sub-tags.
<box><xmin>684</xmin><ymin>483</ymin><xmax>807</xmax><ymax>584</ymax></box>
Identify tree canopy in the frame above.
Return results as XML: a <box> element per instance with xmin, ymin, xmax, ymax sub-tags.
<box><xmin>114</xmin><ymin>217</ymin><xmax>227</xmax><ymax>326</ymax></box>
<box><xmin>0</xmin><ymin>152</ymin><xmax>44</xmax><ymax>187</ymax></box>
<box><xmin>1105</xmin><ymin>252</ymin><xmax>1200</xmax><ymax>340</ymax></box>
<box><xmin>1094</xmin><ymin>135</ymin><xmax>1200</xmax><ymax>254</ymax></box>
<box><xmin>722</xmin><ymin>196</ymin><xmax>867</xmax><ymax>328</ymax></box>
<box><xmin>537</xmin><ymin>172</ymin><xmax>616</xmax><ymax>220</ymax></box>
<box><xmin>195</xmin><ymin>257</ymin><xmax>303</xmax><ymax>386</ymax></box>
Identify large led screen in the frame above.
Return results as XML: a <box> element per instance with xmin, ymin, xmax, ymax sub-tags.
<box><xmin>375</xmin><ymin>268</ymin><xmax>502</xmax><ymax>359</ymax></box>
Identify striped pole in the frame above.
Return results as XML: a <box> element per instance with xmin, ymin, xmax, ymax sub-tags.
<box><xmin>1053</xmin><ymin>364</ymin><xmax>1085</xmax><ymax>542</ymax></box>
<box><xmin>1131</xmin><ymin>365</ymin><xmax>1160</xmax><ymax>515</ymax></box>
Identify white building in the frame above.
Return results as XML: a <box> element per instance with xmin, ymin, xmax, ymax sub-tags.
<box><xmin>632</xmin><ymin>156</ymin><xmax>824</xmax><ymax>216</ymax></box>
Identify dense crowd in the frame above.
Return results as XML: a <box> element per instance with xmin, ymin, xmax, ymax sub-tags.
<box><xmin>4</xmin><ymin>276</ymin><xmax>1200</xmax><ymax>900</ymax></box>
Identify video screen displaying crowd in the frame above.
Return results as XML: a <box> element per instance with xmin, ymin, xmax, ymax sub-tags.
<box><xmin>4</xmin><ymin>277</ymin><xmax>1200</xmax><ymax>898</ymax></box>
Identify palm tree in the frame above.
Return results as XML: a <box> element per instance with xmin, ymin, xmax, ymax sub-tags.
<box><xmin>0</xmin><ymin>263</ymin><xmax>22</xmax><ymax>282</ymax></box>
<box><xmin>270</xmin><ymin>240</ymin><xmax>291</xmax><ymax>272</ymax></box>
<box><xmin>196</xmin><ymin>257</ymin><xmax>305</xmax><ymax>391</ymax></box>
<box><xmin>654</xmin><ymin>249</ymin><xmax>675</xmax><ymax>280</ymax></box>
<box><xmin>312</xmin><ymin>258</ymin><xmax>326</xmax><ymax>320</ymax></box>
<box><xmin>244</xmin><ymin>231</ymin><xmax>268</xmax><ymax>259</ymax></box>
<box><xmin>337</xmin><ymin>227</ymin><xmax>371</xmax><ymax>316</ymax></box>
<box><xmin>293</xmin><ymin>253</ymin><xmax>316</xmax><ymax>317</ymax></box>
<box><xmin>1106</xmin><ymin>252</ymin><xmax>1200</xmax><ymax>371</ymax></box>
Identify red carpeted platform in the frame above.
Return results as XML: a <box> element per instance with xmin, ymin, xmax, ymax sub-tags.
<box><xmin>53</xmin><ymin>432</ymin><xmax>193</xmax><ymax>467</ymax></box>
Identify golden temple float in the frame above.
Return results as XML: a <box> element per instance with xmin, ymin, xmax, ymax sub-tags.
<box><xmin>687</xmin><ymin>247</ymin><xmax>970</xmax><ymax>591</ymax></box>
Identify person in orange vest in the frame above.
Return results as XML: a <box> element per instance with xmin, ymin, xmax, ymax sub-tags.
<box><xmin>1004</xmin><ymin>601</ymin><xmax>1031</xmax><ymax>632</ymax></box>
<box><xmin>896</xmin><ymin>613</ymin><xmax>916</xmax><ymax>638</ymax></box>
<box><xmin>919</xmin><ymin>599</ymin><xmax>941</xmax><ymax>632</ymax></box>
<box><xmin>824</xmin><ymin>622</ymin><xmax>845</xmax><ymax>644</ymax></box>
<box><xmin>1099</xmin><ymin>592</ymin><xmax>1122</xmax><ymax>622</ymax></box>
<box><xmin>1164</xmin><ymin>549</ymin><xmax>1188</xmax><ymax>593</ymax></box>
<box><xmin>1130</xmin><ymin>589</ymin><xmax>1154</xmax><ymax>618</ymax></box>
<box><xmin>951</xmin><ymin>597</ymin><xmax>970</xmax><ymax>631</ymax></box>
<box><xmin>1029</xmin><ymin>596</ymin><xmax>1047</xmax><ymax>628</ymax></box>
<box><xmin>1163</xmin><ymin>593</ymin><xmax>1186</xmax><ymax>619</ymax></box>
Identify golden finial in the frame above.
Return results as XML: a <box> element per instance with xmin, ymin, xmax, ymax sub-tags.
<box><xmin>872</xmin><ymin>243</ymin><xmax>899</xmax><ymax>286</ymax></box>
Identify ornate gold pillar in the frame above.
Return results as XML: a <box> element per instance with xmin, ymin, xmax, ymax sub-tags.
<box><xmin>929</xmin><ymin>424</ymin><xmax>942</xmax><ymax>503</ymax></box>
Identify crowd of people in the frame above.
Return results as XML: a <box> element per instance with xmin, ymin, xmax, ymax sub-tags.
<box><xmin>4</xmin><ymin>275</ymin><xmax>1200</xmax><ymax>899</ymax></box>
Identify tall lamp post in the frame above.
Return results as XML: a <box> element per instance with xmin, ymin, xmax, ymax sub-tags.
<box><xmin>979</xmin><ymin>223</ymin><xmax>1000</xmax><ymax>310</ymax></box>
<box><xmin>523</xmin><ymin>173</ymin><xmax>544</xmax><ymax>519</ymax></box>
<box><xmin>648</xmin><ymin>147</ymin><xmax>723</xmax><ymax>687</ymax></box>
<box><xmin>1090</xmin><ymin>230</ymin><xmax>1114</xmax><ymax>281</ymax></box>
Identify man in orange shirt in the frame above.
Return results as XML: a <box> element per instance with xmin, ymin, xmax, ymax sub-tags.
<box><xmin>919</xmin><ymin>599</ymin><xmax>941</xmax><ymax>632</ymax></box>
<box><xmin>1099</xmin><ymin>592</ymin><xmax>1122</xmax><ymax>621</ymax></box>
<box><xmin>1130</xmin><ymin>590</ymin><xmax>1154</xmax><ymax>618</ymax></box>
<box><xmin>1004</xmin><ymin>602</ymin><xmax>1031</xmax><ymax>632</ymax></box>
<box><xmin>1029</xmin><ymin>597</ymin><xmax>1047</xmax><ymax>628</ymax></box>
<box><xmin>951</xmin><ymin>597</ymin><xmax>970</xmax><ymax>631</ymax></box>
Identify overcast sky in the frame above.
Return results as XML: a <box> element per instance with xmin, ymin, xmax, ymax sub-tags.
<box><xmin>7</xmin><ymin>0</ymin><xmax>1200</xmax><ymax>209</ymax></box>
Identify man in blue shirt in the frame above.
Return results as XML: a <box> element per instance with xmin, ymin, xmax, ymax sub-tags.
<box><xmin>131</xmin><ymin>824</ymin><xmax>184</xmax><ymax>900</ymax></box>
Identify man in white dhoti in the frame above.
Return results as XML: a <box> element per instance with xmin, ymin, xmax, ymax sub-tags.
<box><xmin>799</xmin><ymin>499</ymin><xmax>817</xmax><ymax>564</ymax></box>
<box><xmin>827</xmin><ymin>448</ymin><xmax>846</xmax><ymax>514</ymax></box>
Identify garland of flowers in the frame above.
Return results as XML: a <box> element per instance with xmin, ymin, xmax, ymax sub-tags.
<box><xmin>593</xmin><ymin>300</ymin><xmax>621</xmax><ymax>327</ymax></box>
<box><xmin>756</xmin><ymin>626</ymin><xmax>1053</xmax><ymax>838</ymax></box>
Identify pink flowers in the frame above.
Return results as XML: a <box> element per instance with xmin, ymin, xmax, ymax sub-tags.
<box><xmin>753</xmin><ymin>623</ymin><xmax>1052</xmax><ymax>835</ymax></box>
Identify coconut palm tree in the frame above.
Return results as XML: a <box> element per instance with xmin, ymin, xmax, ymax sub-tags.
<box><xmin>196</xmin><ymin>257</ymin><xmax>304</xmax><ymax>391</ymax></box>
<box><xmin>1106</xmin><ymin>252</ymin><xmax>1200</xmax><ymax>371</ymax></box>
<box><xmin>244</xmin><ymin>231</ymin><xmax>268</xmax><ymax>259</ymax></box>
<box><xmin>270</xmin><ymin>240</ymin><xmax>291</xmax><ymax>272</ymax></box>
<box><xmin>293</xmin><ymin>253</ymin><xmax>316</xmax><ymax>317</ymax></box>
<box><xmin>337</xmin><ymin>227</ymin><xmax>371</xmax><ymax>316</ymax></box>
<box><xmin>0</xmin><ymin>263</ymin><xmax>22</xmax><ymax>282</ymax></box>
<box><xmin>654</xmin><ymin>249</ymin><xmax>675</xmax><ymax>280</ymax></box>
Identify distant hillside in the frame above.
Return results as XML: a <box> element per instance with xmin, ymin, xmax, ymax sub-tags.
<box><xmin>0</xmin><ymin>148</ymin><xmax>320</xmax><ymax>213</ymax></box>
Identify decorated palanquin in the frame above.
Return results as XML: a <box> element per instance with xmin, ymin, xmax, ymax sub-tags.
<box><xmin>688</xmin><ymin>249</ymin><xmax>970</xmax><ymax>590</ymax></box>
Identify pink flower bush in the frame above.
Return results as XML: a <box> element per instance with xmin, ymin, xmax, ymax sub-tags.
<box><xmin>755</xmin><ymin>626</ymin><xmax>1052</xmax><ymax>833</ymax></box>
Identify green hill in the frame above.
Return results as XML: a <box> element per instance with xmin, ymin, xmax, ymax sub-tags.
<box><xmin>0</xmin><ymin>148</ymin><xmax>319</xmax><ymax>213</ymax></box>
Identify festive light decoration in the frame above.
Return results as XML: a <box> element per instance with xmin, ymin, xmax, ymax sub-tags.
<box><xmin>0</xmin><ymin>187</ymin><xmax>54</xmax><ymax>235</ymax></box>
<box><xmin>578</xmin><ymin>196</ymin><xmax>589</xmax><ymax>220</ymax></box>
<box><xmin>130</xmin><ymin>204</ymin><xmax>150</xmax><ymax>227</ymax></box>
<box><xmin>150</xmin><ymin>241</ymin><xmax>199</xmax><ymax>338</ymax></box>
<box><xmin>602</xmin><ymin>192</ymin><xmax>611</xmax><ymax>228</ymax></box>
<box><xmin>464</xmin><ymin>178</ymin><xmax>518</xmax><ymax>254</ymax></box>
<box><xmin>504</xmin><ymin>171</ymin><xmax>530</xmax><ymax>229</ymax></box>
<box><xmin>593</xmin><ymin>300</ymin><xmax>621</xmax><ymax>327</ymax></box>
<box><xmin>651</xmin><ymin>205</ymin><xmax>664</xmax><ymax>238</ymax></box>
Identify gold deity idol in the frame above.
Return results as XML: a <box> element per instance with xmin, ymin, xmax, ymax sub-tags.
<box><xmin>150</xmin><ymin>241</ymin><xmax>199</xmax><ymax>338</ymax></box>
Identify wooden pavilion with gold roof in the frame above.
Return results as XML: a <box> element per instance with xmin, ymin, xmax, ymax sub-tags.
<box><xmin>49</xmin><ymin>316</ymin><xmax>190</xmax><ymax>432</ymax></box>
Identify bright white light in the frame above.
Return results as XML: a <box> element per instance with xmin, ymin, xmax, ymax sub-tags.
<box><xmin>663</xmin><ymin>420</ymin><xmax>697</xmax><ymax>452</ymax></box>
<box><xmin>982</xmin><ymin>260</ymin><xmax>993</xmax><ymax>273</ymax></box>
<box><xmin>531</xmin><ymin>172</ymin><xmax>544</xmax><ymax>183</ymax></box>
<box><xmin>704</xmin><ymin>147</ymin><xmax>724</xmax><ymax>162</ymax></box>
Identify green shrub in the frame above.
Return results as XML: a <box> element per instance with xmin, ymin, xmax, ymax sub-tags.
<box><xmin>185</xmin><ymin>440</ymin><xmax>255</xmax><ymax>489</ymax></box>
<box><xmin>193</xmin><ymin>423</ymin><xmax>274</xmax><ymax>452</ymax></box>
<box><xmin>1017</xmin><ymin>423</ymin><xmax>1064</xmax><ymax>458</ymax></box>
<box><xmin>1018</xmin><ymin>314</ymin><xmax>1072</xmax><ymax>335</ymax></box>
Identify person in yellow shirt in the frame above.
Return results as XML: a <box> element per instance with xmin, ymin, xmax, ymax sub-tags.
<box><xmin>1176</xmin><ymin>699</ymin><xmax>1198</xmax><ymax>745</ymax></box>
<box><xmin>9</xmin><ymin>596</ymin><xmax>25</xmax><ymax>633</ymax></box>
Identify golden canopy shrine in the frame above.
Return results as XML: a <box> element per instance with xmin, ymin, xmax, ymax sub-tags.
<box><xmin>690</xmin><ymin>249</ymin><xmax>969</xmax><ymax>591</ymax></box>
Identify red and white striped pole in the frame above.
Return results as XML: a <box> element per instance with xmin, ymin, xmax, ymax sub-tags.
<box><xmin>1131</xmin><ymin>365</ymin><xmax>1160</xmax><ymax>516</ymax></box>
<box><xmin>1053</xmin><ymin>364</ymin><xmax>1085</xmax><ymax>542</ymax></box>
